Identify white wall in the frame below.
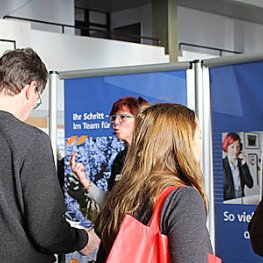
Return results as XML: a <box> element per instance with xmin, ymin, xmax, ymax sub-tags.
<box><xmin>0</xmin><ymin>0</ymin><xmax>74</xmax><ymax>33</ymax></box>
<box><xmin>111</xmin><ymin>4</ymin><xmax>153</xmax><ymax>45</ymax></box>
<box><xmin>178</xmin><ymin>7</ymin><xmax>235</xmax><ymax>52</ymax></box>
<box><xmin>31</xmin><ymin>29</ymin><xmax>168</xmax><ymax>72</ymax></box>
<box><xmin>178</xmin><ymin>6</ymin><xmax>263</xmax><ymax>55</ymax></box>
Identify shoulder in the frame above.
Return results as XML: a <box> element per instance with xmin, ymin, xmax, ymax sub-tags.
<box><xmin>160</xmin><ymin>186</ymin><xmax>208</xmax><ymax>238</ymax></box>
<box><xmin>0</xmin><ymin>111</ymin><xmax>50</xmax><ymax>160</ymax></box>
<box><xmin>162</xmin><ymin>186</ymin><xmax>206</xmax><ymax>222</ymax></box>
<box><xmin>168</xmin><ymin>186</ymin><xmax>204</xmax><ymax>205</ymax></box>
<box><xmin>0</xmin><ymin>110</ymin><xmax>47</xmax><ymax>139</ymax></box>
<box><xmin>161</xmin><ymin>186</ymin><xmax>213</xmax><ymax>260</ymax></box>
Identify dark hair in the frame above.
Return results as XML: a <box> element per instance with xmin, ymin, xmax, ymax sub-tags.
<box><xmin>109</xmin><ymin>96</ymin><xmax>149</xmax><ymax>116</ymax></box>
<box><xmin>0</xmin><ymin>48</ymin><xmax>48</xmax><ymax>95</ymax></box>
<box><xmin>222</xmin><ymin>132</ymin><xmax>241</xmax><ymax>152</ymax></box>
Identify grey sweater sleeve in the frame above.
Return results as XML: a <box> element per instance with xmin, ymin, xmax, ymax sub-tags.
<box><xmin>67</xmin><ymin>171</ymin><xmax>106</xmax><ymax>208</ymax></box>
<box><xmin>161</xmin><ymin>186</ymin><xmax>213</xmax><ymax>263</ymax></box>
<box><xmin>20</xmin><ymin>132</ymin><xmax>88</xmax><ymax>254</ymax></box>
<box><xmin>86</xmin><ymin>183</ymin><xmax>107</xmax><ymax>207</ymax></box>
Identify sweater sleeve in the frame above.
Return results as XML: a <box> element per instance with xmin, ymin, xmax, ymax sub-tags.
<box><xmin>67</xmin><ymin>172</ymin><xmax>106</xmax><ymax>208</ymax></box>
<box><xmin>161</xmin><ymin>186</ymin><xmax>213</xmax><ymax>263</ymax></box>
<box><xmin>20</xmin><ymin>131</ymin><xmax>88</xmax><ymax>254</ymax></box>
<box><xmin>86</xmin><ymin>184</ymin><xmax>106</xmax><ymax>207</ymax></box>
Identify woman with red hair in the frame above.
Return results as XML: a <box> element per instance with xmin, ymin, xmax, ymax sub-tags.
<box><xmin>223</xmin><ymin>132</ymin><xmax>253</xmax><ymax>201</ymax></box>
<box><xmin>70</xmin><ymin>96</ymin><xmax>149</xmax><ymax>207</ymax></box>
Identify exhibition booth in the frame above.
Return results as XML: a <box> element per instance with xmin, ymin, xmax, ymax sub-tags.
<box><xmin>49</xmin><ymin>54</ymin><xmax>263</xmax><ymax>262</ymax></box>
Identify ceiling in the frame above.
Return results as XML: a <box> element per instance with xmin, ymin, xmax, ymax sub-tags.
<box><xmin>75</xmin><ymin>0</ymin><xmax>263</xmax><ymax>24</ymax></box>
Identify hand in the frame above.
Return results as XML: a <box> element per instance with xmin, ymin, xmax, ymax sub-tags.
<box><xmin>79</xmin><ymin>228</ymin><xmax>101</xmax><ymax>256</ymax></box>
<box><xmin>238</xmin><ymin>152</ymin><xmax>246</xmax><ymax>165</ymax></box>
<box><xmin>70</xmin><ymin>152</ymin><xmax>86</xmax><ymax>181</ymax></box>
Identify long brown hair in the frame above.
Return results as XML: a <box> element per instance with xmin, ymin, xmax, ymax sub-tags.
<box><xmin>95</xmin><ymin>103</ymin><xmax>207</xmax><ymax>251</ymax></box>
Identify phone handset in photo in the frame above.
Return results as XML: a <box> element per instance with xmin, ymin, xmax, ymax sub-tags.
<box><xmin>237</xmin><ymin>143</ymin><xmax>245</xmax><ymax>165</ymax></box>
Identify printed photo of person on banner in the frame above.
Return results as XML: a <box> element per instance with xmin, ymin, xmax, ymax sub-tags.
<box><xmin>222</xmin><ymin>131</ymin><xmax>263</xmax><ymax>205</ymax></box>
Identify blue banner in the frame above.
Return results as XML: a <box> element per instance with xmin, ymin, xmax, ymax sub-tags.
<box><xmin>210</xmin><ymin>60</ymin><xmax>263</xmax><ymax>262</ymax></box>
<box><xmin>63</xmin><ymin>69</ymin><xmax>188</xmax><ymax>262</ymax></box>
<box><xmin>64</xmin><ymin>70</ymin><xmax>187</xmax><ymax>137</ymax></box>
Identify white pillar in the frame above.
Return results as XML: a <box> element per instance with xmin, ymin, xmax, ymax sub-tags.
<box><xmin>49</xmin><ymin>71</ymin><xmax>58</xmax><ymax>167</ymax></box>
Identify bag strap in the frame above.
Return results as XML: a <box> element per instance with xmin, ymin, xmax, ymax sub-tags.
<box><xmin>147</xmin><ymin>186</ymin><xmax>179</xmax><ymax>228</ymax></box>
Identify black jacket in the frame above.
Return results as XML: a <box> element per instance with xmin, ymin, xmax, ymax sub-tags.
<box><xmin>223</xmin><ymin>157</ymin><xmax>253</xmax><ymax>200</ymax></box>
<box><xmin>108</xmin><ymin>147</ymin><xmax>127</xmax><ymax>191</ymax></box>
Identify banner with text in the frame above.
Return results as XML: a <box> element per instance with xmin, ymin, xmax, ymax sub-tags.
<box><xmin>209</xmin><ymin>60</ymin><xmax>263</xmax><ymax>262</ymax></box>
<box><xmin>64</xmin><ymin>69</ymin><xmax>188</xmax><ymax>263</ymax></box>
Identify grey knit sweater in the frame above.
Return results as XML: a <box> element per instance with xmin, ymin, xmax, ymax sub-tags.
<box><xmin>159</xmin><ymin>186</ymin><xmax>213</xmax><ymax>263</ymax></box>
<box><xmin>0</xmin><ymin>111</ymin><xmax>87</xmax><ymax>263</ymax></box>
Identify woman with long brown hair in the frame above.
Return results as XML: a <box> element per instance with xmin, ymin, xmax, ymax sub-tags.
<box><xmin>95</xmin><ymin>103</ymin><xmax>213</xmax><ymax>262</ymax></box>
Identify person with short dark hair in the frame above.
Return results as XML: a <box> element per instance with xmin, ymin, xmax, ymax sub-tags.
<box><xmin>0</xmin><ymin>48</ymin><xmax>99</xmax><ymax>263</ymax></box>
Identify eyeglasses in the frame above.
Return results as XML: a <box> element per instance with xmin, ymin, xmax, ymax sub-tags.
<box><xmin>34</xmin><ymin>91</ymin><xmax>42</xmax><ymax>109</ymax></box>
<box><xmin>110</xmin><ymin>113</ymin><xmax>135</xmax><ymax>124</ymax></box>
